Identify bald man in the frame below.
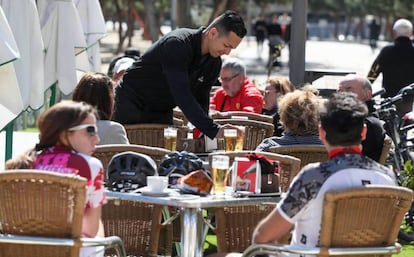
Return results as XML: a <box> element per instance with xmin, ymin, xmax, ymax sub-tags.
<box><xmin>339</xmin><ymin>74</ymin><xmax>386</xmax><ymax>162</ymax></box>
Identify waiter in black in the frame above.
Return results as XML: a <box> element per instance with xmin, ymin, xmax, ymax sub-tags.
<box><xmin>113</xmin><ymin>11</ymin><xmax>247</xmax><ymax>139</ymax></box>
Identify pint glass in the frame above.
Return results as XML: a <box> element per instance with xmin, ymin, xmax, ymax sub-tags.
<box><xmin>211</xmin><ymin>155</ymin><xmax>230</xmax><ymax>196</ymax></box>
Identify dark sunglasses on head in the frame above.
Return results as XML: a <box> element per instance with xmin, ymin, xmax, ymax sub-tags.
<box><xmin>68</xmin><ymin>124</ymin><xmax>98</xmax><ymax>136</ymax></box>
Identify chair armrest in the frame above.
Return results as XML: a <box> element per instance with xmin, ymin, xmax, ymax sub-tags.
<box><xmin>241</xmin><ymin>243</ymin><xmax>402</xmax><ymax>257</ymax></box>
<box><xmin>80</xmin><ymin>236</ymin><xmax>126</xmax><ymax>257</ymax></box>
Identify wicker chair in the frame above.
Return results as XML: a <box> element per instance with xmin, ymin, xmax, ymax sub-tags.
<box><xmin>211</xmin><ymin>111</ymin><xmax>273</xmax><ymax>124</ymax></box>
<box><xmin>268</xmin><ymin>144</ymin><xmax>328</xmax><ymax>169</ymax></box>
<box><xmin>214</xmin><ymin>119</ymin><xmax>274</xmax><ymax>150</ymax></box>
<box><xmin>209</xmin><ymin>151</ymin><xmax>301</xmax><ymax>253</ymax></box>
<box><xmin>241</xmin><ymin>185</ymin><xmax>414</xmax><ymax>257</ymax></box>
<box><xmin>378</xmin><ymin>135</ymin><xmax>392</xmax><ymax>165</ymax></box>
<box><xmin>93</xmin><ymin>144</ymin><xmax>171</xmax><ymax>172</ymax></box>
<box><xmin>173</xmin><ymin>108</ymin><xmax>189</xmax><ymax>125</ymax></box>
<box><xmin>92</xmin><ymin>144</ymin><xmax>173</xmax><ymax>256</ymax></box>
<box><xmin>0</xmin><ymin>170</ymin><xmax>126</xmax><ymax>257</ymax></box>
<box><xmin>124</xmin><ymin>124</ymin><xmax>188</xmax><ymax>149</ymax></box>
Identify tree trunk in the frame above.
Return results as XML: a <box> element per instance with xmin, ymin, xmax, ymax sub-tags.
<box><xmin>144</xmin><ymin>0</ymin><xmax>159</xmax><ymax>42</ymax></box>
<box><xmin>177</xmin><ymin>0</ymin><xmax>192</xmax><ymax>27</ymax></box>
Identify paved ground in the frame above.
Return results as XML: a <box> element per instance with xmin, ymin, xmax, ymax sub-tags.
<box><xmin>0</xmin><ymin>29</ymin><xmax>388</xmax><ymax>169</ymax></box>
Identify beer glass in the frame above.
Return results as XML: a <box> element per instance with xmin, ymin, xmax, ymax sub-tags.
<box><xmin>234</xmin><ymin>126</ymin><xmax>245</xmax><ymax>151</ymax></box>
<box><xmin>211</xmin><ymin>155</ymin><xmax>230</xmax><ymax>196</ymax></box>
<box><xmin>164</xmin><ymin>127</ymin><xmax>178</xmax><ymax>151</ymax></box>
<box><xmin>224</xmin><ymin>129</ymin><xmax>237</xmax><ymax>152</ymax></box>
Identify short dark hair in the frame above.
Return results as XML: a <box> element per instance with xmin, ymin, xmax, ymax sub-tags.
<box><xmin>208</xmin><ymin>10</ymin><xmax>247</xmax><ymax>38</ymax></box>
<box><xmin>320</xmin><ymin>92</ymin><xmax>368</xmax><ymax>146</ymax></box>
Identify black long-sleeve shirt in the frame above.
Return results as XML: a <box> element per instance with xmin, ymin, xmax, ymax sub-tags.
<box><xmin>368</xmin><ymin>37</ymin><xmax>414</xmax><ymax>97</ymax></box>
<box><xmin>114</xmin><ymin>28</ymin><xmax>221</xmax><ymax>138</ymax></box>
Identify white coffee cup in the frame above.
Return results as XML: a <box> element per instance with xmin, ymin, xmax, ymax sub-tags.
<box><xmin>147</xmin><ymin>176</ymin><xmax>168</xmax><ymax>193</ymax></box>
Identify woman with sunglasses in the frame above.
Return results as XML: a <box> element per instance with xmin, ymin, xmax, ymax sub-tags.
<box><xmin>7</xmin><ymin>100</ymin><xmax>105</xmax><ymax>257</ymax></box>
<box><xmin>262</xmin><ymin>76</ymin><xmax>294</xmax><ymax>136</ymax></box>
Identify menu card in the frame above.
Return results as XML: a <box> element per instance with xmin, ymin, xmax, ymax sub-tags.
<box><xmin>231</xmin><ymin>157</ymin><xmax>261</xmax><ymax>193</ymax></box>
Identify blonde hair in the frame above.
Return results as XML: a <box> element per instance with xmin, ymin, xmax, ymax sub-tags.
<box><xmin>278</xmin><ymin>89</ymin><xmax>321</xmax><ymax>134</ymax></box>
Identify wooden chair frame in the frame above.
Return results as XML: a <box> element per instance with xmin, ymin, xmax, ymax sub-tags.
<box><xmin>268</xmin><ymin>144</ymin><xmax>328</xmax><ymax>169</ymax></box>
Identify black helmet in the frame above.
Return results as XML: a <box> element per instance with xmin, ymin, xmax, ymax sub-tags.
<box><xmin>107</xmin><ymin>151</ymin><xmax>157</xmax><ymax>192</ymax></box>
<box><xmin>158</xmin><ymin>151</ymin><xmax>203</xmax><ymax>185</ymax></box>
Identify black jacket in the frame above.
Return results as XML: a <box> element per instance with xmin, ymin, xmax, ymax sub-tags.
<box><xmin>114</xmin><ymin>28</ymin><xmax>221</xmax><ymax>138</ymax></box>
<box><xmin>368</xmin><ymin>37</ymin><xmax>414</xmax><ymax>97</ymax></box>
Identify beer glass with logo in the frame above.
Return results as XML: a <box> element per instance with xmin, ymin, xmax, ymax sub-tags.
<box><xmin>211</xmin><ymin>155</ymin><xmax>230</xmax><ymax>196</ymax></box>
<box><xmin>224</xmin><ymin>129</ymin><xmax>237</xmax><ymax>152</ymax></box>
<box><xmin>234</xmin><ymin>126</ymin><xmax>245</xmax><ymax>151</ymax></box>
<box><xmin>164</xmin><ymin>127</ymin><xmax>178</xmax><ymax>151</ymax></box>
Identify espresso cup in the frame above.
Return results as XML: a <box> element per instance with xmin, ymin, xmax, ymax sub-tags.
<box><xmin>147</xmin><ymin>176</ymin><xmax>168</xmax><ymax>193</ymax></box>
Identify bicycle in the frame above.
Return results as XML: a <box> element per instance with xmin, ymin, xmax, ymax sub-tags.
<box><xmin>375</xmin><ymin>84</ymin><xmax>414</xmax><ymax>242</ymax></box>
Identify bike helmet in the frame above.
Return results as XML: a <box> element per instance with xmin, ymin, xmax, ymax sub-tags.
<box><xmin>107</xmin><ymin>151</ymin><xmax>157</xmax><ymax>192</ymax></box>
<box><xmin>158</xmin><ymin>151</ymin><xmax>203</xmax><ymax>185</ymax></box>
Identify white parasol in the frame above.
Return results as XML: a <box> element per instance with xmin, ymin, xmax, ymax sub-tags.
<box><xmin>37</xmin><ymin>0</ymin><xmax>87</xmax><ymax>95</ymax></box>
<box><xmin>0</xmin><ymin>0</ymin><xmax>45</xmax><ymax>110</ymax></box>
<box><xmin>0</xmin><ymin>5</ymin><xmax>22</xmax><ymax>130</ymax></box>
<box><xmin>74</xmin><ymin>0</ymin><xmax>107</xmax><ymax>72</ymax></box>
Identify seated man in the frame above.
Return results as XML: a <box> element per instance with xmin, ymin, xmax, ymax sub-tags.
<box><xmin>210</xmin><ymin>57</ymin><xmax>263</xmax><ymax>113</ymax></box>
<box><xmin>338</xmin><ymin>74</ymin><xmax>386</xmax><ymax>162</ymax></box>
<box><xmin>251</xmin><ymin>92</ymin><xmax>396</xmax><ymax>252</ymax></box>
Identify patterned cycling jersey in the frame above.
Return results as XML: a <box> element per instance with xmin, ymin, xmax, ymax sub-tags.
<box><xmin>32</xmin><ymin>145</ymin><xmax>106</xmax><ymax>209</ymax></box>
<box><xmin>277</xmin><ymin>154</ymin><xmax>397</xmax><ymax>256</ymax></box>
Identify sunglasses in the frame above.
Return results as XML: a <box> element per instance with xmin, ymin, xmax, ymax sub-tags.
<box><xmin>68</xmin><ymin>124</ymin><xmax>98</xmax><ymax>136</ymax></box>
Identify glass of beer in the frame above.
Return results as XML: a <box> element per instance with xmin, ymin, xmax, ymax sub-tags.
<box><xmin>224</xmin><ymin>129</ymin><xmax>237</xmax><ymax>152</ymax></box>
<box><xmin>164</xmin><ymin>127</ymin><xmax>178</xmax><ymax>151</ymax></box>
<box><xmin>234</xmin><ymin>126</ymin><xmax>245</xmax><ymax>151</ymax></box>
<box><xmin>211</xmin><ymin>155</ymin><xmax>230</xmax><ymax>196</ymax></box>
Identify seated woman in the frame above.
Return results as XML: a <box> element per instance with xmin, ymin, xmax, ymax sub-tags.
<box><xmin>72</xmin><ymin>72</ymin><xmax>129</xmax><ymax>145</ymax></box>
<box><xmin>256</xmin><ymin>88</ymin><xmax>323</xmax><ymax>151</ymax></box>
<box><xmin>262</xmin><ymin>76</ymin><xmax>294</xmax><ymax>136</ymax></box>
<box><xmin>6</xmin><ymin>100</ymin><xmax>106</xmax><ymax>257</ymax></box>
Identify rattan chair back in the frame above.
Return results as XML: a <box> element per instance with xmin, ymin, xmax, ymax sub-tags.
<box><xmin>173</xmin><ymin>108</ymin><xmax>189</xmax><ymax>125</ymax></box>
<box><xmin>102</xmin><ymin>198</ymin><xmax>171</xmax><ymax>257</ymax></box>
<box><xmin>378</xmin><ymin>135</ymin><xmax>392</xmax><ymax>165</ymax></box>
<box><xmin>0</xmin><ymin>170</ymin><xmax>125</xmax><ymax>257</ymax></box>
<box><xmin>268</xmin><ymin>145</ymin><xmax>328</xmax><ymax>169</ymax></box>
<box><xmin>93</xmin><ymin>144</ymin><xmax>171</xmax><ymax>174</ymax></box>
<box><xmin>240</xmin><ymin>185</ymin><xmax>413</xmax><ymax>257</ymax></box>
<box><xmin>318</xmin><ymin>185</ymin><xmax>413</xmax><ymax>257</ymax></box>
<box><xmin>209</xmin><ymin>151</ymin><xmax>301</xmax><ymax>253</ymax></box>
<box><xmin>214</xmin><ymin>119</ymin><xmax>274</xmax><ymax>150</ymax></box>
<box><xmin>211</xmin><ymin>111</ymin><xmax>273</xmax><ymax>123</ymax></box>
<box><xmin>124</xmin><ymin>124</ymin><xmax>188</xmax><ymax>149</ymax></box>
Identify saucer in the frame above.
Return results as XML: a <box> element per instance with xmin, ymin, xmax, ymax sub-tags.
<box><xmin>141</xmin><ymin>189</ymin><xmax>169</xmax><ymax>197</ymax></box>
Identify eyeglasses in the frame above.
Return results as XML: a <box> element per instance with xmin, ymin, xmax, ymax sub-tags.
<box><xmin>68</xmin><ymin>124</ymin><xmax>98</xmax><ymax>136</ymax></box>
<box><xmin>218</xmin><ymin>74</ymin><xmax>239</xmax><ymax>83</ymax></box>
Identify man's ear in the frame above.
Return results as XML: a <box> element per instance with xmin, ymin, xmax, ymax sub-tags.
<box><xmin>209</xmin><ymin>27</ymin><xmax>219</xmax><ymax>39</ymax></box>
<box><xmin>360</xmin><ymin>124</ymin><xmax>367</xmax><ymax>141</ymax></box>
<box><xmin>318</xmin><ymin>125</ymin><xmax>326</xmax><ymax>142</ymax></box>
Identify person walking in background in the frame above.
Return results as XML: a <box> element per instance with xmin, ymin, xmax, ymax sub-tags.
<box><xmin>256</xmin><ymin>88</ymin><xmax>323</xmax><ymax>152</ymax></box>
<box><xmin>113</xmin><ymin>10</ymin><xmax>247</xmax><ymax>140</ymax></box>
<box><xmin>266</xmin><ymin>14</ymin><xmax>284</xmax><ymax>68</ymax></box>
<box><xmin>72</xmin><ymin>72</ymin><xmax>129</xmax><ymax>145</ymax></box>
<box><xmin>251</xmin><ymin>92</ymin><xmax>396</xmax><ymax>251</ymax></box>
<box><xmin>261</xmin><ymin>76</ymin><xmax>294</xmax><ymax>136</ymax></box>
<box><xmin>368</xmin><ymin>18</ymin><xmax>381</xmax><ymax>52</ymax></box>
<box><xmin>338</xmin><ymin>74</ymin><xmax>385</xmax><ymax>161</ymax></box>
<box><xmin>6</xmin><ymin>100</ymin><xmax>106</xmax><ymax>257</ymax></box>
<box><xmin>253</xmin><ymin>14</ymin><xmax>267</xmax><ymax>59</ymax></box>
<box><xmin>210</xmin><ymin>57</ymin><xmax>263</xmax><ymax>113</ymax></box>
<box><xmin>368</xmin><ymin>18</ymin><xmax>414</xmax><ymax>117</ymax></box>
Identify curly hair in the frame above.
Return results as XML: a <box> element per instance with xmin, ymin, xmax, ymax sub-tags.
<box><xmin>278</xmin><ymin>89</ymin><xmax>322</xmax><ymax>135</ymax></box>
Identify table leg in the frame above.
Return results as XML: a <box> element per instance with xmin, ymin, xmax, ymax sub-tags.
<box><xmin>180</xmin><ymin>207</ymin><xmax>204</xmax><ymax>257</ymax></box>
